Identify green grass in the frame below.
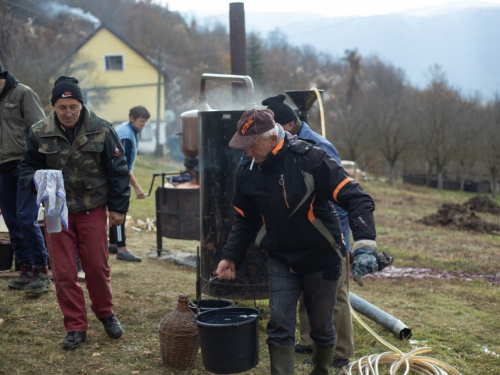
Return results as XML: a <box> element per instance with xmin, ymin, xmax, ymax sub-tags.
<box><xmin>1</xmin><ymin>157</ymin><xmax>499</xmax><ymax>374</ymax></box>
<box><xmin>127</xmin><ymin>153</ymin><xmax>184</xmax><ymax>221</ymax></box>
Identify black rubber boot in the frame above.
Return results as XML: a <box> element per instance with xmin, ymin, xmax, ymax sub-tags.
<box><xmin>25</xmin><ymin>265</ymin><xmax>51</xmax><ymax>293</ymax></box>
<box><xmin>269</xmin><ymin>345</ymin><xmax>295</xmax><ymax>375</ymax></box>
<box><xmin>99</xmin><ymin>314</ymin><xmax>123</xmax><ymax>339</ymax></box>
<box><xmin>309</xmin><ymin>343</ymin><xmax>335</xmax><ymax>375</ymax></box>
<box><xmin>8</xmin><ymin>263</ymin><xmax>34</xmax><ymax>290</ymax></box>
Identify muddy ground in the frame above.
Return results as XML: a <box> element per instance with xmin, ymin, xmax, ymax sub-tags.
<box><xmin>420</xmin><ymin>196</ymin><xmax>500</xmax><ymax>234</ymax></box>
<box><xmin>365</xmin><ymin>266</ymin><xmax>500</xmax><ymax>286</ymax></box>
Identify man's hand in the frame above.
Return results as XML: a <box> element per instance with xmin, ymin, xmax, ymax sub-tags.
<box><xmin>134</xmin><ymin>185</ymin><xmax>145</xmax><ymax>199</ymax></box>
<box><xmin>215</xmin><ymin>259</ymin><xmax>236</xmax><ymax>280</ymax></box>
<box><xmin>352</xmin><ymin>240</ymin><xmax>394</xmax><ymax>286</ymax></box>
<box><xmin>108</xmin><ymin>211</ymin><xmax>125</xmax><ymax>227</ymax></box>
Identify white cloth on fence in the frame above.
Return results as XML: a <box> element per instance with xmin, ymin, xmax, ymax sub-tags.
<box><xmin>34</xmin><ymin>169</ymin><xmax>68</xmax><ymax>231</ymax></box>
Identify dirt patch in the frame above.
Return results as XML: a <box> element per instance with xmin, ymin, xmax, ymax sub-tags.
<box><xmin>365</xmin><ymin>266</ymin><xmax>500</xmax><ymax>286</ymax></box>
<box><xmin>463</xmin><ymin>195</ymin><xmax>500</xmax><ymax>215</ymax></box>
<box><xmin>420</xmin><ymin>203</ymin><xmax>500</xmax><ymax>234</ymax></box>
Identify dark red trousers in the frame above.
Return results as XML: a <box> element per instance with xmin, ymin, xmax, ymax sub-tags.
<box><xmin>45</xmin><ymin>205</ymin><xmax>114</xmax><ymax>332</ymax></box>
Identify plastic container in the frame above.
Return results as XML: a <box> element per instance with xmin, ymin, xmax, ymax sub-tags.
<box><xmin>196</xmin><ymin>306</ymin><xmax>261</xmax><ymax>374</ymax></box>
<box><xmin>194</xmin><ymin>276</ymin><xmax>261</xmax><ymax>374</ymax></box>
<box><xmin>0</xmin><ymin>239</ymin><xmax>14</xmax><ymax>271</ymax></box>
<box><xmin>46</xmin><ymin>200</ymin><xmax>62</xmax><ymax>233</ymax></box>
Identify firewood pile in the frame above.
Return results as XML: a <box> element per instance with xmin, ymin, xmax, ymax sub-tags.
<box><xmin>124</xmin><ymin>216</ymin><xmax>156</xmax><ymax>232</ymax></box>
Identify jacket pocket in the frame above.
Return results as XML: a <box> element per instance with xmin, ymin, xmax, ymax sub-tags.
<box><xmin>81</xmin><ymin>142</ymin><xmax>104</xmax><ymax>153</ymax></box>
<box><xmin>3</xmin><ymin>102</ymin><xmax>20</xmax><ymax>118</ymax></box>
<box><xmin>84</xmin><ymin>175</ymin><xmax>108</xmax><ymax>189</ymax></box>
<box><xmin>38</xmin><ymin>142</ymin><xmax>62</xmax><ymax>154</ymax></box>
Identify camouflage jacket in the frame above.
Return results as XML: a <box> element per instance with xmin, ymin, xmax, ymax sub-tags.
<box><xmin>18</xmin><ymin>106</ymin><xmax>130</xmax><ymax>214</ymax></box>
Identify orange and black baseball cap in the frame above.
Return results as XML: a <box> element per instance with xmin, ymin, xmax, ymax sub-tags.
<box><xmin>229</xmin><ymin>109</ymin><xmax>276</xmax><ymax>149</ymax></box>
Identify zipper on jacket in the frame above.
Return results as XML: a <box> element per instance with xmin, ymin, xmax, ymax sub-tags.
<box><xmin>279</xmin><ymin>174</ymin><xmax>289</xmax><ymax>208</ymax></box>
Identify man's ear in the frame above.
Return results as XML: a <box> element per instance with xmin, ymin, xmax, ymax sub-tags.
<box><xmin>270</xmin><ymin>134</ymin><xmax>278</xmax><ymax>147</ymax></box>
<box><xmin>129</xmin><ymin>115</ymin><xmax>135</xmax><ymax>122</ymax></box>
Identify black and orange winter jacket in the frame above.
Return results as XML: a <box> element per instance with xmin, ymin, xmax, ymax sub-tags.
<box><xmin>221</xmin><ymin>133</ymin><xmax>376</xmax><ymax>276</ymax></box>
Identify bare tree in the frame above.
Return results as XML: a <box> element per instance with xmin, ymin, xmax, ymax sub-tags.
<box><xmin>483</xmin><ymin>97</ymin><xmax>500</xmax><ymax>198</ymax></box>
<box><xmin>416</xmin><ymin>66</ymin><xmax>464</xmax><ymax>191</ymax></box>
<box><xmin>363</xmin><ymin>57</ymin><xmax>412</xmax><ymax>185</ymax></box>
<box><xmin>452</xmin><ymin>97</ymin><xmax>483</xmax><ymax>190</ymax></box>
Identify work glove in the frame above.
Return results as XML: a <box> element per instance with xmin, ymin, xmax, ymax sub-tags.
<box><xmin>351</xmin><ymin>240</ymin><xmax>394</xmax><ymax>286</ymax></box>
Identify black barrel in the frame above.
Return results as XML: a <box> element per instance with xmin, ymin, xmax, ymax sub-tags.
<box><xmin>199</xmin><ymin>110</ymin><xmax>269</xmax><ymax>300</ymax></box>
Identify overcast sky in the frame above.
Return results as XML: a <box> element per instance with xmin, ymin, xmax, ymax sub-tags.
<box><xmin>156</xmin><ymin>0</ymin><xmax>500</xmax><ymax>17</ymax></box>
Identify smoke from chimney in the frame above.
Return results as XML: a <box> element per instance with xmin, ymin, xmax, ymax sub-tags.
<box><xmin>41</xmin><ymin>1</ymin><xmax>100</xmax><ymax>24</ymax></box>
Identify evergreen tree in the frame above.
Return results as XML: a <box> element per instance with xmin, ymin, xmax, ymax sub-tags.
<box><xmin>247</xmin><ymin>33</ymin><xmax>264</xmax><ymax>85</ymax></box>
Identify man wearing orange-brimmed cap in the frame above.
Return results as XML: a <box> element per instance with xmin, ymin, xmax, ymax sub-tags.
<box><xmin>216</xmin><ymin>109</ymin><xmax>393</xmax><ymax>375</ymax></box>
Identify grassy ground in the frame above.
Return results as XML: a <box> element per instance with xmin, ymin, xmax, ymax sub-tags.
<box><xmin>1</xmin><ymin>154</ymin><xmax>499</xmax><ymax>374</ymax></box>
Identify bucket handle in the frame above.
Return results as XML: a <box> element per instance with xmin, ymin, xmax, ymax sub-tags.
<box><xmin>197</xmin><ymin>275</ymin><xmax>260</xmax><ymax>312</ymax></box>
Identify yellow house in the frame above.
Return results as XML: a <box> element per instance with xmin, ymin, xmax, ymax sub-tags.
<box><xmin>58</xmin><ymin>25</ymin><xmax>167</xmax><ymax>152</ymax></box>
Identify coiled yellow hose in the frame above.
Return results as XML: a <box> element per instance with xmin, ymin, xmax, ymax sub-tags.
<box><xmin>344</xmin><ymin>308</ymin><xmax>462</xmax><ymax>375</ymax></box>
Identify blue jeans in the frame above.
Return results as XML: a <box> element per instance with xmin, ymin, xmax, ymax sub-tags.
<box><xmin>0</xmin><ymin>168</ymin><xmax>48</xmax><ymax>265</ymax></box>
<box><xmin>266</xmin><ymin>257</ymin><xmax>338</xmax><ymax>347</ymax></box>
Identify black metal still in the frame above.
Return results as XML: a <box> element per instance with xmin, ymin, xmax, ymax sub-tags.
<box><xmin>199</xmin><ymin>110</ymin><xmax>269</xmax><ymax>300</ymax></box>
<box><xmin>285</xmin><ymin>89</ymin><xmax>324</xmax><ymax>123</ymax></box>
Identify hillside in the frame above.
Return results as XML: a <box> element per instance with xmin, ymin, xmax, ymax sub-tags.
<box><xmin>188</xmin><ymin>2</ymin><xmax>500</xmax><ymax>98</ymax></box>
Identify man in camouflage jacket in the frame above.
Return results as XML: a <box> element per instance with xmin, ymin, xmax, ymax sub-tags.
<box><xmin>18</xmin><ymin>76</ymin><xmax>130</xmax><ymax>351</ymax></box>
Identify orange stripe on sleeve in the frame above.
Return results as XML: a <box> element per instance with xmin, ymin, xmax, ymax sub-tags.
<box><xmin>308</xmin><ymin>195</ymin><xmax>316</xmax><ymax>222</ymax></box>
<box><xmin>234</xmin><ymin>206</ymin><xmax>245</xmax><ymax>217</ymax></box>
<box><xmin>333</xmin><ymin>178</ymin><xmax>353</xmax><ymax>203</ymax></box>
<box><xmin>272</xmin><ymin>138</ymin><xmax>285</xmax><ymax>155</ymax></box>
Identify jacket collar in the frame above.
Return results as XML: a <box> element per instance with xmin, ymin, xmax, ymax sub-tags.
<box><xmin>39</xmin><ymin>105</ymin><xmax>103</xmax><ymax>138</ymax></box>
<box><xmin>259</xmin><ymin>134</ymin><xmax>289</xmax><ymax>171</ymax></box>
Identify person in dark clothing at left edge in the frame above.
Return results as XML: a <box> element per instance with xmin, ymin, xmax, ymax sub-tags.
<box><xmin>18</xmin><ymin>76</ymin><xmax>131</xmax><ymax>351</ymax></box>
<box><xmin>0</xmin><ymin>62</ymin><xmax>50</xmax><ymax>293</ymax></box>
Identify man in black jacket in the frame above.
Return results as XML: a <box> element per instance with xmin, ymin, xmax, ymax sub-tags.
<box><xmin>215</xmin><ymin>109</ymin><xmax>393</xmax><ymax>375</ymax></box>
<box><xmin>18</xmin><ymin>76</ymin><xmax>131</xmax><ymax>351</ymax></box>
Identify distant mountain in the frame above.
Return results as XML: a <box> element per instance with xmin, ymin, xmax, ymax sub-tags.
<box><xmin>180</xmin><ymin>1</ymin><xmax>500</xmax><ymax>99</ymax></box>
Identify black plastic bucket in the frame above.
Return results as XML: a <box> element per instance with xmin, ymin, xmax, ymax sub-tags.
<box><xmin>196</xmin><ymin>306</ymin><xmax>261</xmax><ymax>374</ymax></box>
<box><xmin>188</xmin><ymin>299</ymin><xmax>234</xmax><ymax>314</ymax></box>
<box><xmin>0</xmin><ymin>239</ymin><xmax>14</xmax><ymax>271</ymax></box>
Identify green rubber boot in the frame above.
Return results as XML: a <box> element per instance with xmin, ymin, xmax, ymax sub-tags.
<box><xmin>309</xmin><ymin>343</ymin><xmax>335</xmax><ymax>375</ymax></box>
<box><xmin>269</xmin><ymin>345</ymin><xmax>295</xmax><ymax>375</ymax></box>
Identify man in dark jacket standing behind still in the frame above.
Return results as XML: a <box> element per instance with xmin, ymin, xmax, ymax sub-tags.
<box><xmin>0</xmin><ymin>62</ymin><xmax>50</xmax><ymax>293</ymax></box>
<box><xmin>216</xmin><ymin>109</ymin><xmax>393</xmax><ymax>374</ymax></box>
<box><xmin>18</xmin><ymin>76</ymin><xmax>131</xmax><ymax>351</ymax></box>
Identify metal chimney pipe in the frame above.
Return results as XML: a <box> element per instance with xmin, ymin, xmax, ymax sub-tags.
<box><xmin>229</xmin><ymin>2</ymin><xmax>246</xmax><ymax>75</ymax></box>
<box><xmin>229</xmin><ymin>3</ymin><xmax>247</xmax><ymax>105</ymax></box>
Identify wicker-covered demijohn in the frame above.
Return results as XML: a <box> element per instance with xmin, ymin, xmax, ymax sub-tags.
<box><xmin>159</xmin><ymin>293</ymin><xmax>199</xmax><ymax>369</ymax></box>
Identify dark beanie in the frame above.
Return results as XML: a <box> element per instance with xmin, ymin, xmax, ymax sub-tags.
<box><xmin>51</xmin><ymin>76</ymin><xmax>84</xmax><ymax>106</ymax></box>
<box><xmin>262</xmin><ymin>93</ymin><xmax>297</xmax><ymax>125</ymax></box>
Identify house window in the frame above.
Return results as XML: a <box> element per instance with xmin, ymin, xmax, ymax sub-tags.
<box><xmin>104</xmin><ymin>55</ymin><xmax>124</xmax><ymax>71</ymax></box>
<box><xmin>140</xmin><ymin>122</ymin><xmax>154</xmax><ymax>141</ymax></box>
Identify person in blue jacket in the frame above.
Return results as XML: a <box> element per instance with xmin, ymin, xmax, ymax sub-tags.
<box><xmin>108</xmin><ymin>106</ymin><xmax>150</xmax><ymax>262</ymax></box>
<box><xmin>263</xmin><ymin>93</ymin><xmax>352</xmax><ymax>368</ymax></box>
